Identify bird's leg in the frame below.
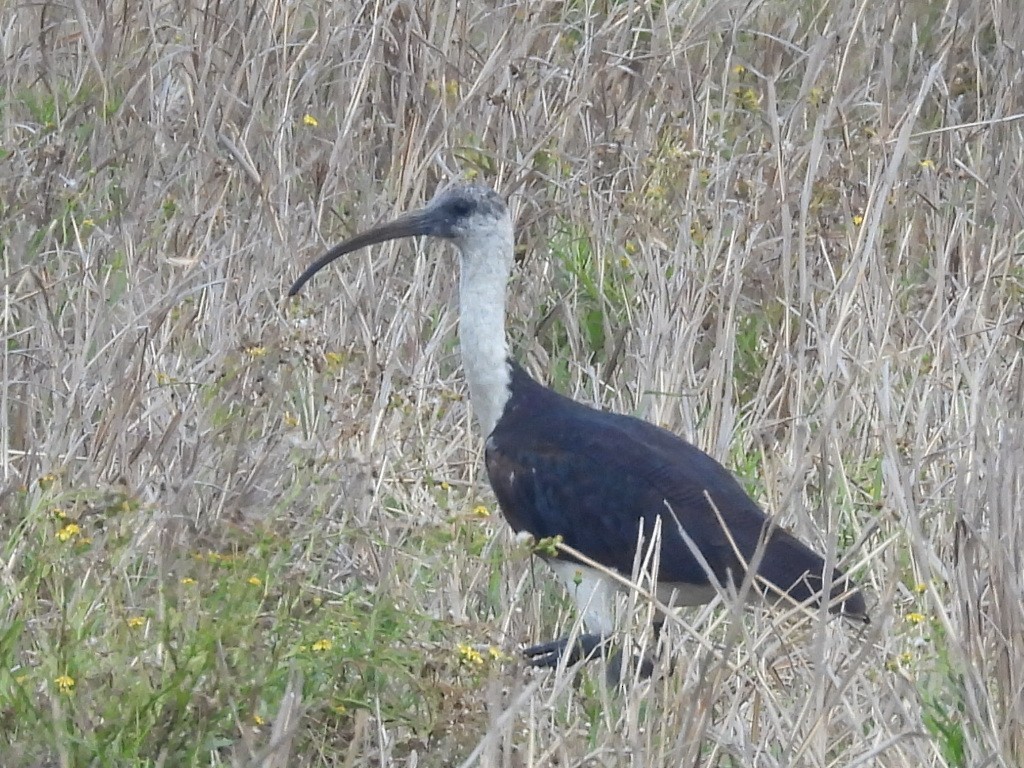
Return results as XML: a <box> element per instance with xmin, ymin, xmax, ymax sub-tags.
<box><xmin>522</xmin><ymin>633</ymin><xmax>609</xmax><ymax>668</ymax></box>
<box><xmin>611</xmin><ymin>621</ymin><xmax>663</xmax><ymax>681</ymax></box>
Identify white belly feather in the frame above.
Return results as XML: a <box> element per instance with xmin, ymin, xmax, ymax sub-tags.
<box><xmin>546</xmin><ymin>559</ymin><xmax>720</xmax><ymax>636</ymax></box>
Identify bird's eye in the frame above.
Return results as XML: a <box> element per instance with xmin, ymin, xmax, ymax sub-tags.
<box><xmin>449</xmin><ymin>199</ymin><xmax>473</xmax><ymax>217</ymax></box>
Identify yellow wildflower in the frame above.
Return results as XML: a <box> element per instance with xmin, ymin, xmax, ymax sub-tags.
<box><xmin>457</xmin><ymin>643</ymin><xmax>484</xmax><ymax>666</ymax></box>
<box><xmin>302</xmin><ymin>114</ymin><xmax>318</xmax><ymax>127</ymax></box>
<box><xmin>247</xmin><ymin>576</ymin><xmax>262</xmax><ymax>587</ymax></box>
<box><xmin>852</xmin><ymin>214</ymin><xmax>864</xmax><ymax>226</ymax></box>
<box><xmin>733</xmin><ymin>86</ymin><xmax>760</xmax><ymax>110</ymax></box>
<box><xmin>252</xmin><ymin>713</ymin><xmax>265</xmax><ymax>726</ymax></box>
<box><xmin>472</xmin><ymin>505</ymin><xmax>490</xmax><ymax>518</ymax></box>
<box><xmin>906</xmin><ymin>612</ymin><xmax>927</xmax><ymax>625</ymax></box>
<box><xmin>180</xmin><ymin>577</ymin><xmax>197</xmax><ymax>585</ymax></box>
<box><xmin>56</xmin><ymin>523</ymin><xmax>81</xmax><ymax>542</ymax></box>
<box><xmin>919</xmin><ymin>159</ymin><xmax>935</xmax><ymax>169</ymax></box>
<box><xmin>311</xmin><ymin>638</ymin><xmax>333</xmax><ymax>652</ymax></box>
<box><xmin>913</xmin><ymin>583</ymin><xmax>928</xmax><ymax>594</ymax></box>
<box><xmin>54</xmin><ymin>675</ymin><xmax>75</xmax><ymax>693</ymax></box>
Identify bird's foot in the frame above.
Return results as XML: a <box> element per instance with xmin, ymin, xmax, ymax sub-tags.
<box><xmin>524</xmin><ymin>633</ymin><xmax>659</xmax><ymax>683</ymax></box>
<box><xmin>522</xmin><ymin>633</ymin><xmax>608</xmax><ymax>668</ymax></box>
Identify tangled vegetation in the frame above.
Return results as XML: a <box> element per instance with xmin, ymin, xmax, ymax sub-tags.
<box><xmin>1</xmin><ymin>0</ymin><xmax>1022</xmax><ymax>765</ymax></box>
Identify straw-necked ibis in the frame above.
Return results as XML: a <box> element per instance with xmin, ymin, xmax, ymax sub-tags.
<box><xmin>289</xmin><ymin>183</ymin><xmax>868</xmax><ymax>671</ymax></box>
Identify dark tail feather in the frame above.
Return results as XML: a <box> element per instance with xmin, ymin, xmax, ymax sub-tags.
<box><xmin>756</xmin><ymin>529</ymin><xmax>869</xmax><ymax>623</ymax></box>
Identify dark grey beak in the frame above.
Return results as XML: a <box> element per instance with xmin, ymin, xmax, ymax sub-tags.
<box><xmin>288</xmin><ymin>208</ymin><xmax>437</xmax><ymax>296</ymax></box>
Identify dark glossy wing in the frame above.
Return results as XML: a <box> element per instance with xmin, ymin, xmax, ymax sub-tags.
<box><xmin>486</xmin><ymin>363</ymin><xmax>866</xmax><ymax>617</ymax></box>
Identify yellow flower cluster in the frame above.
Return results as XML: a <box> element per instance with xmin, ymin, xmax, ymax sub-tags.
<box><xmin>56</xmin><ymin>523</ymin><xmax>81</xmax><ymax>542</ymax></box>
<box><xmin>457</xmin><ymin>643</ymin><xmax>484</xmax><ymax>666</ymax></box>
<box><xmin>54</xmin><ymin>674</ymin><xmax>75</xmax><ymax>693</ymax></box>
<box><xmin>457</xmin><ymin>643</ymin><xmax>508</xmax><ymax>666</ymax></box>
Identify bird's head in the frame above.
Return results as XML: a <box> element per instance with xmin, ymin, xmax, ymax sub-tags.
<box><xmin>288</xmin><ymin>183</ymin><xmax>511</xmax><ymax>297</ymax></box>
<box><xmin>423</xmin><ymin>183</ymin><xmax>509</xmax><ymax>242</ymax></box>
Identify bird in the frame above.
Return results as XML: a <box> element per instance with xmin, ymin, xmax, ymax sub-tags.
<box><xmin>289</xmin><ymin>182</ymin><xmax>869</xmax><ymax>672</ymax></box>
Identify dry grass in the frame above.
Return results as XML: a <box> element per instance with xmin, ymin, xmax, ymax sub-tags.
<box><xmin>1</xmin><ymin>0</ymin><xmax>1023</xmax><ymax>765</ymax></box>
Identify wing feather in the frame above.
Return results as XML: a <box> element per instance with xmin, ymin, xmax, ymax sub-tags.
<box><xmin>486</xmin><ymin>363</ymin><xmax>865</xmax><ymax>617</ymax></box>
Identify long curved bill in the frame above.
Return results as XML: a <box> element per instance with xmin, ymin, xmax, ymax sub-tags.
<box><xmin>288</xmin><ymin>208</ymin><xmax>436</xmax><ymax>296</ymax></box>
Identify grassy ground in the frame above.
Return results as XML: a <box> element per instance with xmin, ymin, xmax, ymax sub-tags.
<box><xmin>2</xmin><ymin>0</ymin><xmax>1023</xmax><ymax>765</ymax></box>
